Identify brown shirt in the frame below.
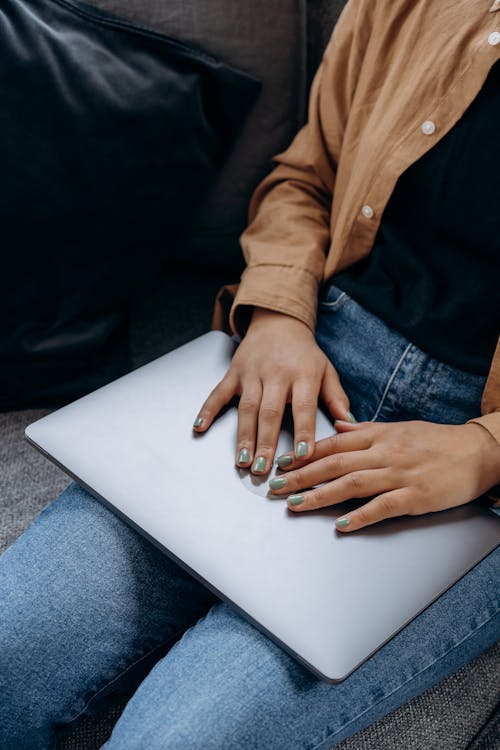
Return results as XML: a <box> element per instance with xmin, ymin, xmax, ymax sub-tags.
<box><xmin>215</xmin><ymin>0</ymin><xmax>500</xmax><ymax>445</ymax></box>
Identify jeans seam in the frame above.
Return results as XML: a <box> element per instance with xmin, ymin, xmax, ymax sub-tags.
<box><xmin>318</xmin><ymin>292</ymin><xmax>348</xmax><ymax>312</ymax></box>
<box><xmin>370</xmin><ymin>343</ymin><xmax>413</xmax><ymax>422</ymax></box>
<box><xmin>309</xmin><ymin>607</ymin><xmax>500</xmax><ymax>750</ymax></box>
<box><xmin>62</xmin><ymin>630</ymin><xmax>185</xmax><ymax>725</ymax></box>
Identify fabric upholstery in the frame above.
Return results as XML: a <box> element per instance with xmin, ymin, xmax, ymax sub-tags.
<box><xmin>1</xmin><ymin>0</ymin><xmax>260</xmax><ymax>410</ymax></box>
<box><xmin>89</xmin><ymin>0</ymin><xmax>309</xmax><ymax>274</ymax></box>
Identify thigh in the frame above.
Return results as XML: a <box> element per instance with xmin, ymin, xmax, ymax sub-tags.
<box><xmin>103</xmin><ymin>546</ymin><xmax>499</xmax><ymax>750</ymax></box>
<box><xmin>0</xmin><ymin>482</ymin><xmax>216</xmax><ymax>750</ymax></box>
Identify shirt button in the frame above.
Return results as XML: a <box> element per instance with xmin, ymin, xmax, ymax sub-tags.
<box><xmin>421</xmin><ymin>120</ymin><xmax>436</xmax><ymax>135</ymax></box>
<box><xmin>361</xmin><ymin>204</ymin><xmax>374</xmax><ymax>218</ymax></box>
<box><xmin>488</xmin><ymin>31</ymin><xmax>500</xmax><ymax>45</ymax></box>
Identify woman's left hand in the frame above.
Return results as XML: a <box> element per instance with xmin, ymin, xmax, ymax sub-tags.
<box><xmin>269</xmin><ymin>420</ymin><xmax>500</xmax><ymax>531</ymax></box>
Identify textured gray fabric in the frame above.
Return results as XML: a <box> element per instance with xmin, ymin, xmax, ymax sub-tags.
<box><xmin>129</xmin><ymin>270</ymin><xmax>226</xmax><ymax>368</ymax></box>
<box><xmin>0</xmin><ymin>409</ymin><xmax>68</xmax><ymax>554</ymax></box>
<box><xmin>307</xmin><ymin>0</ymin><xmax>348</xmax><ymax>85</ymax></box>
<box><xmin>87</xmin><ymin>0</ymin><xmax>308</xmax><ymax>274</ymax></box>
<box><xmin>468</xmin><ymin>704</ymin><xmax>500</xmax><ymax>750</ymax></box>
<box><xmin>56</xmin><ymin>695</ymin><xmax>129</xmax><ymax>750</ymax></box>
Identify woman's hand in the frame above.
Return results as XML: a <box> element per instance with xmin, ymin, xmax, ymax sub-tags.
<box><xmin>268</xmin><ymin>420</ymin><xmax>500</xmax><ymax>531</ymax></box>
<box><xmin>193</xmin><ymin>308</ymin><xmax>353</xmax><ymax>474</ymax></box>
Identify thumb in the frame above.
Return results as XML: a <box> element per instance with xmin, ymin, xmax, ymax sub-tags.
<box><xmin>320</xmin><ymin>363</ymin><xmax>355</xmax><ymax>422</ymax></box>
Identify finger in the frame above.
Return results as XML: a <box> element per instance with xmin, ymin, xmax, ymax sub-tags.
<box><xmin>334</xmin><ymin>488</ymin><xmax>412</xmax><ymax>532</ymax></box>
<box><xmin>276</xmin><ymin>428</ymin><xmax>373</xmax><ymax>472</ymax></box>
<box><xmin>286</xmin><ymin>468</ymin><xmax>394</xmax><ymax>512</ymax></box>
<box><xmin>291</xmin><ymin>378</ymin><xmax>320</xmax><ymax>461</ymax></box>
<box><xmin>193</xmin><ymin>373</ymin><xmax>239</xmax><ymax>432</ymax></box>
<box><xmin>269</xmin><ymin>448</ymin><xmax>378</xmax><ymax>495</ymax></box>
<box><xmin>333</xmin><ymin>419</ymin><xmax>369</xmax><ymax>433</ymax></box>
<box><xmin>235</xmin><ymin>380</ymin><xmax>263</xmax><ymax>467</ymax></box>
<box><xmin>252</xmin><ymin>383</ymin><xmax>288</xmax><ymax>474</ymax></box>
<box><xmin>320</xmin><ymin>363</ymin><xmax>353</xmax><ymax>422</ymax></box>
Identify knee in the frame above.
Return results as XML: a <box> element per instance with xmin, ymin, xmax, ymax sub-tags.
<box><xmin>0</xmin><ymin>484</ymin><xmax>116</xmax><ymax>748</ymax></box>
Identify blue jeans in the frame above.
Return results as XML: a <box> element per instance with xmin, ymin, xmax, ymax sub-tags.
<box><xmin>1</xmin><ymin>284</ymin><xmax>498</xmax><ymax>750</ymax></box>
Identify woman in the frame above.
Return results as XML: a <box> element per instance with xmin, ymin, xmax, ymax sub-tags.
<box><xmin>1</xmin><ymin>0</ymin><xmax>499</xmax><ymax>748</ymax></box>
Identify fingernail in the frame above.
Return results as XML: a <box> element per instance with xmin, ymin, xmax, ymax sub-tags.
<box><xmin>252</xmin><ymin>456</ymin><xmax>266</xmax><ymax>473</ymax></box>
<box><xmin>238</xmin><ymin>448</ymin><xmax>251</xmax><ymax>465</ymax></box>
<box><xmin>193</xmin><ymin>417</ymin><xmax>204</xmax><ymax>428</ymax></box>
<box><xmin>336</xmin><ymin>516</ymin><xmax>350</xmax><ymax>529</ymax></box>
<box><xmin>277</xmin><ymin>454</ymin><xmax>293</xmax><ymax>469</ymax></box>
<box><xmin>295</xmin><ymin>441</ymin><xmax>308</xmax><ymax>458</ymax></box>
<box><xmin>288</xmin><ymin>494</ymin><xmax>305</xmax><ymax>506</ymax></box>
<box><xmin>347</xmin><ymin>412</ymin><xmax>357</xmax><ymax>423</ymax></box>
<box><xmin>269</xmin><ymin>476</ymin><xmax>287</xmax><ymax>490</ymax></box>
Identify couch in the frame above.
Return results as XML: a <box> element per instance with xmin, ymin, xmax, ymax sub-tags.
<box><xmin>1</xmin><ymin>0</ymin><xmax>498</xmax><ymax>747</ymax></box>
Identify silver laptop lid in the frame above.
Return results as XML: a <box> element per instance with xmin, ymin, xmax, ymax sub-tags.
<box><xmin>25</xmin><ymin>331</ymin><xmax>500</xmax><ymax>682</ymax></box>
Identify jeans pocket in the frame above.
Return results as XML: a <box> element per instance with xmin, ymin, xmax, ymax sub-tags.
<box><xmin>317</xmin><ymin>282</ymin><xmax>351</xmax><ymax>312</ymax></box>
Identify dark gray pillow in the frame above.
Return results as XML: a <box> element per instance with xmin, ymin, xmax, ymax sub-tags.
<box><xmin>1</xmin><ymin>0</ymin><xmax>260</xmax><ymax>409</ymax></box>
<box><xmin>90</xmin><ymin>0</ymin><xmax>308</xmax><ymax>273</ymax></box>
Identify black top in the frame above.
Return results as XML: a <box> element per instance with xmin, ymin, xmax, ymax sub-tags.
<box><xmin>333</xmin><ymin>59</ymin><xmax>500</xmax><ymax>376</ymax></box>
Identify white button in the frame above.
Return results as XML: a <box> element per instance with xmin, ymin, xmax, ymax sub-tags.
<box><xmin>361</xmin><ymin>204</ymin><xmax>374</xmax><ymax>219</ymax></box>
<box><xmin>488</xmin><ymin>31</ymin><xmax>500</xmax><ymax>45</ymax></box>
<box><xmin>421</xmin><ymin>120</ymin><xmax>436</xmax><ymax>135</ymax></box>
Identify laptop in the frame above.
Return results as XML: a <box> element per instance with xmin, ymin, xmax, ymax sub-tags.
<box><xmin>25</xmin><ymin>331</ymin><xmax>500</xmax><ymax>682</ymax></box>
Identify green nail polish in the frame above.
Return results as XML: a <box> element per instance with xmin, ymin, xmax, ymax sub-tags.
<box><xmin>295</xmin><ymin>441</ymin><xmax>308</xmax><ymax>458</ymax></box>
<box><xmin>277</xmin><ymin>455</ymin><xmax>293</xmax><ymax>469</ymax></box>
<box><xmin>288</xmin><ymin>494</ymin><xmax>305</xmax><ymax>506</ymax></box>
<box><xmin>347</xmin><ymin>412</ymin><xmax>357</xmax><ymax>423</ymax></box>
<box><xmin>336</xmin><ymin>516</ymin><xmax>350</xmax><ymax>529</ymax></box>
<box><xmin>252</xmin><ymin>456</ymin><xmax>266</xmax><ymax>473</ymax></box>
<box><xmin>269</xmin><ymin>476</ymin><xmax>287</xmax><ymax>490</ymax></box>
<box><xmin>193</xmin><ymin>417</ymin><xmax>204</xmax><ymax>428</ymax></box>
<box><xmin>238</xmin><ymin>448</ymin><xmax>251</xmax><ymax>464</ymax></box>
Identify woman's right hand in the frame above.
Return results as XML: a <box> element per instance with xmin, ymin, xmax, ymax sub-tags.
<box><xmin>193</xmin><ymin>307</ymin><xmax>353</xmax><ymax>475</ymax></box>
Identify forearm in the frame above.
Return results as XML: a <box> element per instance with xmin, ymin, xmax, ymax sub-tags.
<box><xmin>229</xmin><ymin>0</ymin><xmax>366</xmax><ymax>339</ymax></box>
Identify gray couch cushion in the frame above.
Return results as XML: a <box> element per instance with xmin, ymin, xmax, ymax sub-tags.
<box><xmin>88</xmin><ymin>0</ymin><xmax>308</xmax><ymax>274</ymax></box>
<box><xmin>308</xmin><ymin>1</ymin><xmax>349</xmax><ymax>81</ymax></box>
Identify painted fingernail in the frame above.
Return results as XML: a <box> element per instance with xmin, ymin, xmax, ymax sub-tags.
<box><xmin>238</xmin><ymin>448</ymin><xmax>251</xmax><ymax>465</ymax></box>
<box><xmin>295</xmin><ymin>441</ymin><xmax>308</xmax><ymax>458</ymax></box>
<box><xmin>277</xmin><ymin>454</ymin><xmax>293</xmax><ymax>469</ymax></box>
<box><xmin>335</xmin><ymin>516</ymin><xmax>350</xmax><ymax>529</ymax></box>
<box><xmin>269</xmin><ymin>476</ymin><xmax>287</xmax><ymax>490</ymax></box>
<box><xmin>347</xmin><ymin>412</ymin><xmax>357</xmax><ymax>423</ymax></box>
<box><xmin>252</xmin><ymin>456</ymin><xmax>266</xmax><ymax>473</ymax></box>
<box><xmin>193</xmin><ymin>417</ymin><xmax>204</xmax><ymax>428</ymax></box>
<box><xmin>288</xmin><ymin>494</ymin><xmax>305</xmax><ymax>506</ymax></box>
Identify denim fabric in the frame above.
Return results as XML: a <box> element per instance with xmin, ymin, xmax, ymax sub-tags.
<box><xmin>0</xmin><ymin>285</ymin><xmax>498</xmax><ymax>749</ymax></box>
<box><xmin>315</xmin><ymin>284</ymin><xmax>487</xmax><ymax>425</ymax></box>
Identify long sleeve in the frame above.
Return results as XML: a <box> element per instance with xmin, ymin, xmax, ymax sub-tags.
<box><xmin>229</xmin><ymin>0</ymin><xmax>368</xmax><ymax>338</ymax></box>
<box><xmin>468</xmin><ymin>341</ymin><xmax>500</xmax><ymax>441</ymax></box>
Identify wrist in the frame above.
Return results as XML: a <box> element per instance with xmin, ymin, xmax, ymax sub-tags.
<box><xmin>464</xmin><ymin>422</ymin><xmax>500</xmax><ymax>489</ymax></box>
<box><xmin>249</xmin><ymin>306</ymin><xmax>313</xmax><ymax>334</ymax></box>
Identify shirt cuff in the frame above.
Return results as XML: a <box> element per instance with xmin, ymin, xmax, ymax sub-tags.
<box><xmin>467</xmin><ymin>411</ymin><xmax>500</xmax><ymax>506</ymax></box>
<box><xmin>229</xmin><ymin>264</ymin><xmax>320</xmax><ymax>339</ymax></box>
<box><xmin>467</xmin><ymin>411</ymin><xmax>500</xmax><ymax>445</ymax></box>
